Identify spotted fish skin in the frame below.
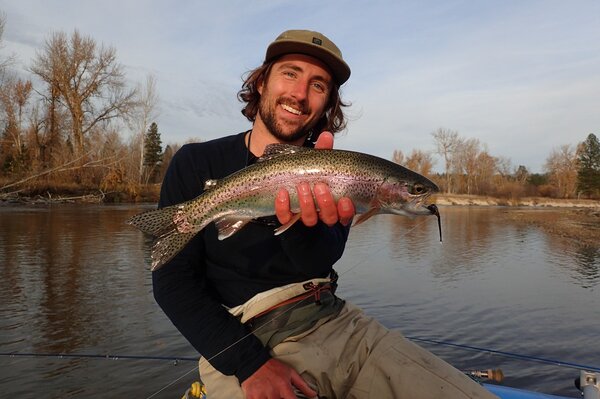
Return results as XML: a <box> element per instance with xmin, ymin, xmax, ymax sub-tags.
<box><xmin>127</xmin><ymin>144</ymin><xmax>439</xmax><ymax>271</ymax></box>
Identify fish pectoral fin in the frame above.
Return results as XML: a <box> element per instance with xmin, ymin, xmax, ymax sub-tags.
<box><xmin>273</xmin><ymin>213</ymin><xmax>302</xmax><ymax>236</ymax></box>
<box><xmin>215</xmin><ymin>217</ymin><xmax>253</xmax><ymax>240</ymax></box>
<box><xmin>352</xmin><ymin>207</ymin><xmax>380</xmax><ymax>227</ymax></box>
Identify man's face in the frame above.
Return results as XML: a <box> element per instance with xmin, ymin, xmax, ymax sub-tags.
<box><xmin>257</xmin><ymin>54</ymin><xmax>333</xmax><ymax>143</ymax></box>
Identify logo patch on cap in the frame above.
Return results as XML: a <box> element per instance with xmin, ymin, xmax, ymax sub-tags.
<box><xmin>312</xmin><ymin>37</ymin><xmax>322</xmax><ymax>46</ymax></box>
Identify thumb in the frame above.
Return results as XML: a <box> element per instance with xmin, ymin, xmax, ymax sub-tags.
<box><xmin>314</xmin><ymin>131</ymin><xmax>334</xmax><ymax>150</ymax></box>
<box><xmin>290</xmin><ymin>369</ymin><xmax>318</xmax><ymax>398</ymax></box>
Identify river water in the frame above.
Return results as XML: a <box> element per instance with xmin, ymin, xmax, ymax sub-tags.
<box><xmin>0</xmin><ymin>204</ymin><xmax>598</xmax><ymax>398</ymax></box>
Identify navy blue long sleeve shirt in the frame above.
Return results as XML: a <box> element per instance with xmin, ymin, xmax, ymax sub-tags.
<box><xmin>152</xmin><ymin>132</ymin><xmax>350</xmax><ymax>382</ymax></box>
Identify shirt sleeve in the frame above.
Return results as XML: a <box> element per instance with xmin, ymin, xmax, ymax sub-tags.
<box><xmin>152</xmin><ymin>145</ymin><xmax>271</xmax><ymax>382</ymax></box>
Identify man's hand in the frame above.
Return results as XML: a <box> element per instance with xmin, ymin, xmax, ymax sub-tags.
<box><xmin>241</xmin><ymin>358</ymin><xmax>317</xmax><ymax>399</ymax></box>
<box><xmin>275</xmin><ymin>131</ymin><xmax>355</xmax><ymax>227</ymax></box>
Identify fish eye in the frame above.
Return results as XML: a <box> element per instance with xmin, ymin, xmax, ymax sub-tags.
<box><xmin>412</xmin><ymin>183</ymin><xmax>426</xmax><ymax>195</ymax></box>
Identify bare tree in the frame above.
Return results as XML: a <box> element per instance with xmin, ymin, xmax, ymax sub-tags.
<box><xmin>405</xmin><ymin>149</ymin><xmax>435</xmax><ymax>177</ymax></box>
<box><xmin>544</xmin><ymin>144</ymin><xmax>578</xmax><ymax>198</ymax></box>
<box><xmin>473</xmin><ymin>150</ymin><xmax>496</xmax><ymax>195</ymax></box>
<box><xmin>127</xmin><ymin>74</ymin><xmax>159</xmax><ymax>183</ymax></box>
<box><xmin>392</xmin><ymin>149</ymin><xmax>405</xmax><ymax>165</ymax></box>
<box><xmin>0</xmin><ymin>77</ymin><xmax>33</xmax><ymax>172</ymax></box>
<box><xmin>30</xmin><ymin>30</ymin><xmax>137</xmax><ymax>157</ymax></box>
<box><xmin>431</xmin><ymin>128</ymin><xmax>461</xmax><ymax>193</ymax></box>
<box><xmin>454</xmin><ymin>138</ymin><xmax>480</xmax><ymax>195</ymax></box>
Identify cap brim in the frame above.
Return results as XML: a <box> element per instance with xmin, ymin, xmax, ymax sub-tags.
<box><xmin>266</xmin><ymin>41</ymin><xmax>351</xmax><ymax>85</ymax></box>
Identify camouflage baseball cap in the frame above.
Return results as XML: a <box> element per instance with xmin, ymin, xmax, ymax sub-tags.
<box><xmin>265</xmin><ymin>29</ymin><xmax>351</xmax><ymax>85</ymax></box>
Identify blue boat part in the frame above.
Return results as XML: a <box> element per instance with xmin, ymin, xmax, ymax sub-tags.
<box><xmin>484</xmin><ymin>383</ymin><xmax>573</xmax><ymax>399</ymax></box>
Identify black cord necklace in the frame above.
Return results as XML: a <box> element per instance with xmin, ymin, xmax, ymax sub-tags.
<box><xmin>245</xmin><ymin>129</ymin><xmax>257</xmax><ymax>166</ymax></box>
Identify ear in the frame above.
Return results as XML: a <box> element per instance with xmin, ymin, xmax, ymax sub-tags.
<box><xmin>257</xmin><ymin>77</ymin><xmax>264</xmax><ymax>95</ymax></box>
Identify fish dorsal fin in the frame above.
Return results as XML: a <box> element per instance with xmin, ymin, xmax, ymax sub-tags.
<box><xmin>215</xmin><ymin>217</ymin><xmax>253</xmax><ymax>240</ymax></box>
<box><xmin>258</xmin><ymin>144</ymin><xmax>311</xmax><ymax>163</ymax></box>
<box><xmin>204</xmin><ymin>179</ymin><xmax>219</xmax><ymax>191</ymax></box>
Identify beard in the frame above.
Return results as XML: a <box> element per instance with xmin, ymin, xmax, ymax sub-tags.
<box><xmin>258</xmin><ymin>93</ymin><xmax>318</xmax><ymax>143</ymax></box>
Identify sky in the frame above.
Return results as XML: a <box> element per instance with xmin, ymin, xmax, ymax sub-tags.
<box><xmin>1</xmin><ymin>0</ymin><xmax>599</xmax><ymax>173</ymax></box>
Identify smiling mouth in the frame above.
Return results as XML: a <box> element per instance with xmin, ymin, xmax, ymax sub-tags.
<box><xmin>281</xmin><ymin>103</ymin><xmax>303</xmax><ymax>116</ymax></box>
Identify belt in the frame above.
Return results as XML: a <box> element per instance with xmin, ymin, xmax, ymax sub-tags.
<box><xmin>244</xmin><ymin>280</ymin><xmax>343</xmax><ymax>347</ymax></box>
<box><xmin>246</xmin><ymin>282</ymin><xmax>334</xmax><ymax>329</ymax></box>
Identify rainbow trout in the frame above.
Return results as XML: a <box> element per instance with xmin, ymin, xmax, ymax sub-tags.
<box><xmin>128</xmin><ymin>144</ymin><xmax>440</xmax><ymax>271</ymax></box>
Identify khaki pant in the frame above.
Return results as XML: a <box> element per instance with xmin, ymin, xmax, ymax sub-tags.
<box><xmin>199</xmin><ymin>302</ymin><xmax>498</xmax><ymax>399</ymax></box>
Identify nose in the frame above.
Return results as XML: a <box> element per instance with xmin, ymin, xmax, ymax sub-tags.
<box><xmin>289</xmin><ymin>79</ymin><xmax>309</xmax><ymax>102</ymax></box>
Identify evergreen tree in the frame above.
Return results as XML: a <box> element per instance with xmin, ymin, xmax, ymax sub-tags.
<box><xmin>576</xmin><ymin>133</ymin><xmax>600</xmax><ymax>197</ymax></box>
<box><xmin>143</xmin><ymin>122</ymin><xmax>162</xmax><ymax>183</ymax></box>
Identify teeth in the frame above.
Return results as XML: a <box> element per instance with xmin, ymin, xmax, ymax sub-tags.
<box><xmin>281</xmin><ymin>104</ymin><xmax>302</xmax><ymax>115</ymax></box>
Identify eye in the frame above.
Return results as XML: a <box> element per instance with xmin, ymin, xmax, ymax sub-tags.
<box><xmin>283</xmin><ymin>70</ymin><xmax>296</xmax><ymax>79</ymax></box>
<box><xmin>312</xmin><ymin>82</ymin><xmax>326</xmax><ymax>93</ymax></box>
<box><xmin>412</xmin><ymin>183</ymin><xmax>426</xmax><ymax>195</ymax></box>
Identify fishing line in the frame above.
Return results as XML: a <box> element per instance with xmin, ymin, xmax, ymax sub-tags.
<box><xmin>4</xmin><ymin>216</ymin><xmax>440</xmax><ymax>398</ymax></box>
<box><xmin>146</xmin><ymin>294</ymin><xmax>322</xmax><ymax>398</ymax></box>
<box><xmin>146</xmin><ymin>364</ymin><xmax>199</xmax><ymax>399</ymax></box>
<box><xmin>337</xmin><ymin>216</ymin><xmax>436</xmax><ymax>277</ymax></box>
<box><xmin>147</xmin><ymin>217</ymin><xmax>438</xmax><ymax>398</ymax></box>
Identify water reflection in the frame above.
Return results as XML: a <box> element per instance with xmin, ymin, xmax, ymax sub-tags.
<box><xmin>1</xmin><ymin>204</ymin><xmax>598</xmax><ymax>398</ymax></box>
<box><xmin>386</xmin><ymin>206</ymin><xmax>600</xmax><ymax>289</ymax></box>
<box><xmin>0</xmin><ymin>205</ymin><xmax>195</xmax><ymax>397</ymax></box>
<box><xmin>5</xmin><ymin>207</ymin><xmax>136</xmax><ymax>352</ymax></box>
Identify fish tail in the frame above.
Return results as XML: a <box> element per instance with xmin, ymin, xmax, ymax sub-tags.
<box><xmin>151</xmin><ymin>230</ymin><xmax>196</xmax><ymax>271</ymax></box>
<box><xmin>126</xmin><ymin>206</ymin><xmax>179</xmax><ymax>236</ymax></box>
<box><xmin>127</xmin><ymin>206</ymin><xmax>199</xmax><ymax>270</ymax></box>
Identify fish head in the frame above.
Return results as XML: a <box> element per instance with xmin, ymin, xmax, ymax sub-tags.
<box><xmin>378</xmin><ymin>175</ymin><xmax>439</xmax><ymax>217</ymax></box>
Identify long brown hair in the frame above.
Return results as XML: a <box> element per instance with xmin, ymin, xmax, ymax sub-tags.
<box><xmin>237</xmin><ymin>60</ymin><xmax>350</xmax><ymax>140</ymax></box>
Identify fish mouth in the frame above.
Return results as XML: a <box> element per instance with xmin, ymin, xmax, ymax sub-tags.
<box><xmin>426</xmin><ymin>203</ymin><xmax>439</xmax><ymax>216</ymax></box>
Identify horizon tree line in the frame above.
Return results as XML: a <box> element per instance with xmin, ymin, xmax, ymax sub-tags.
<box><xmin>0</xmin><ymin>18</ymin><xmax>598</xmax><ymax>201</ymax></box>
<box><xmin>395</xmin><ymin>128</ymin><xmax>599</xmax><ymax>200</ymax></box>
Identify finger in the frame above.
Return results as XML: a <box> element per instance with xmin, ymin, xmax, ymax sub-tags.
<box><xmin>290</xmin><ymin>370</ymin><xmax>318</xmax><ymax>398</ymax></box>
<box><xmin>337</xmin><ymin>197</ymin><xmax>355</xmax><ymax>226</ymax></box>
<box><xmin>314</xmin><ymin>131</ymin><xmax>334</xmax><ymax>150</ymax></box>
<box><xmin>275</xmin><ymin>188</ymin><xmax>292</xmax><ymax>225</ymax></box>
<box><xmin>296</xmin><ymin>182</ymin><xmax>318</xmax><ymax>227</ymax></box>
<box><xmin>313</xmin><ymin>182</ymin><xmax>338</xmax><ymax>226</ymax></box>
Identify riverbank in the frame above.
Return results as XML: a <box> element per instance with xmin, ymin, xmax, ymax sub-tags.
<box><xmin>435</xmin><ymin>193</ymin><xmax>600</xmax><ymax>208</ymax></box>
<box><xmin>0</xmin><ymin>184</ymin><xmax>161</xmax><ymax>204</ymax></box>
<box><xmin>435</xmin><ymin>194</ymin><xmax>600</xmax><ymax>247</ymax></box>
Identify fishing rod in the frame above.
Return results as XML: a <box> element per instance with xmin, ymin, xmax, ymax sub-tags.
<box><xmin>407</xmin><ymin>336</ymin><xmax>600</xmax><ymax>373</ymax></box>
<box><xmin>4</xmin><ymin>338</ymin><xmax>599</xmax><ymax>374</ymax></box>
<box><xmin>0</xmin><ymin>352</ymin><xmax>197</xmax><ymax>364</ymax></box>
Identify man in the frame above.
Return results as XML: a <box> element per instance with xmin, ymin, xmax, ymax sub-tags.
<box><xmin>154</xmin><ymin>30</ymin><xmax>497</xmax><ymax>399</ymax></box>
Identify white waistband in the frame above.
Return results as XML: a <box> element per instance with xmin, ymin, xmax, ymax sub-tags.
<box><xmin>227</xmin><ymin>277</ymin><xmax>332</xmax><ymax>323</ymax></box>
